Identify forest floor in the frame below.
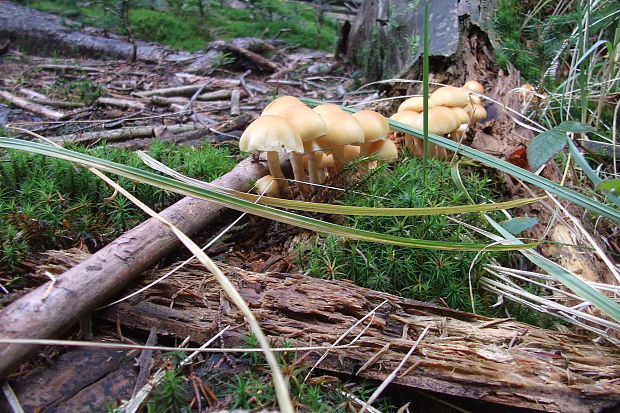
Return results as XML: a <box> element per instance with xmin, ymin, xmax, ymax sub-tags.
<box><xmin>1</xmin><ymin>3</ymin><xmax>619</xmax><ymax>413</ymax></box>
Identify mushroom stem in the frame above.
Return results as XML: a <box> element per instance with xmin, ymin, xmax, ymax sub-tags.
<box><xmin>289</xmin><ymin>152</ymin><xmax>309</xmax><ymax>196</ymax></box>
<box><xmin>307</xmin><ymin>152</ymin><xmax>320</xmax><ymax>185</ymax></box>
<box><xmin>331</xmin><ymin>145</ymin><xmax>345</xmax><ymax>175</ymax></box>
<box><xmin>266</xmin><ymin>151</ymin><xmax>292</xmax><ymax>198</ymax></box>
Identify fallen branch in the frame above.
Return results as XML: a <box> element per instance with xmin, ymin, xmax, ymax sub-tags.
<box><xmin>0</xmin><ymin>90</ymin><xmax>65</xmax><ymax>119</ymax></box>
<box><xmin>97</xmin><ymin>97</ymin><xmax>146</xmax><ymax>111</ymax></box>
<box><xmin>51</xmin><ymin>123</ymin><xmax>205</xmax><ymax>144</ymax></box>
<box><xmin>0</xmin><ymin>156</ymin><xmax>271</xmax><ymax>379</ymax></box>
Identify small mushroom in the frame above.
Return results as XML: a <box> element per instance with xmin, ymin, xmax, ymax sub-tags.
<box><xmin>398</xmin><ymin>96</ymin><xmax>436</xmax><ymax>113</ymax></box>
<box><xmin>262</xmin><ymin>95</ymin><xmax>304</xmax><ymax>116</ymax></box>
<box><xmin>312</xmin><ymin>103</ymin><xmax>345</xmax><ymax>117</ymax></box>
<box><xmin>239</xmin><ymin>115</ymin><xmax>304</xmax><ymax>198</ymax></box>
<box><xmin>411</xmin><ymin>106</ymin><xmax>459</xmax><ymax>161</ymax></box>
<box><xmin>352</xmin><ymin>109</ymin><xmax>390</xmax><ymax>157</ymax></box>
<box><xmin>279</xmin><ymin>104</ymin><xmax>327</xmax><ymax>195</ymax></box>
<box><xmin>389</xmin><ymin>110</ymin><xmax>422</xmax><ymax>157</ymax></box>
<box><xmin>430</xmin><ymin>86</ymin><xmax>470</xmax><ymax>108</ymax></box>
<box><xmin>254</xmin><ymin>175</ymin><xmax>280</xmax><ymax>197</ymax></box>
<box><xmin>317</xmin><ymin>112</ymin><xmax>365</xmax><ymax>174</ymax></box>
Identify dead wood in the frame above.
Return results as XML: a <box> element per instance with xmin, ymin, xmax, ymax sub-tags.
<box><xmin>209</xmin><ymin>40</ymin><xmax>279</xmax><ymax>73</ymax></box>
<box><xmin>110</xmin><ymin>112</ymin><xmax>253</xmax><ymax>150</ymax></box>
<box><xmin>136</xmin><ymin>79</ymin><xmax>242</xmax><ymax>98</ymax></box>
<box><xmin>98</xmin><ymin>262</ymin><xmax>620</xmax><ymax>413</ymax></box>
<box><xmin>0</xmin><ymin>156</ymin><xmax>272</xmax><ymax>379</ymax></box>
<box><xmin>0</xmin><ymin>90</ymin><xmax>65</xmax><ymax>119</ymax></box>
<box><xmin>97</xmin><ymin>97</ymin><xmax>146</xmax><ymax>111</ymax></box>
<box><xmin>51</xmin><ymin>123</ymin><xmax>205</xmax><ymax>144</ymax></box>
<box><xmin>28</xmin><ymin>98</ymin><xmax>85</xmax><ymax>109</ymax></box>
<box><xmin>0</xmin><ymin>0</ymin><xmax>196</xmax><ymax>62</ymax></box>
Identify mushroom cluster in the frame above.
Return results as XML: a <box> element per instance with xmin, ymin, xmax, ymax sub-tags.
<box><xmin>240</xmin><ymin>96</ymin><xmax>395</xmax><ymax>198</ymax></box>
<box><xmin>390</xmin><ymin>80</ymin><xmax>486</xmax><ymax>161</ymax></box>
<box><xmin>241</xmin><ymin>81</ymin><xmax>486</xmax><ymax>198</ymax></box>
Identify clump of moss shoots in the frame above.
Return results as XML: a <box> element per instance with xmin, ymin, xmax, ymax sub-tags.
<box><xmin>0</xmin><ymin>140</ymin><xmax>235</xmax><ymax>283</ymax></box>
<box><xmin>296</xmin><ymin>156</ymin><xmax>550</xmax><ymax>326</ymax></box>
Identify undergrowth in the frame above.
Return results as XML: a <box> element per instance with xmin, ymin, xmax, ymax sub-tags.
<box><xmin>0</xmin><ymin>140</ymin><xmax>235</xmax><ymax>279</ymax></box>
<box><xmin>296</xmin><ymin>156</ymin><xmax>553</xmax><ymax>326</ymax></box>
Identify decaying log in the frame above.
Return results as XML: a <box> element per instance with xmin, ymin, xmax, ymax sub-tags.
<box><xmin>99</xmin><ymin>262</ymin><xmax>620</xmax><ymax>413</ymax></box>
<box><xmin>0</xmin><ymin>90</ymin><xmax>65</xmax><ymax>119</ymax></box>
<box><xmin>51</xmin><ymin>123</ymin><xmax>205</xmax><ymax>144</ymax></box>
<box><xmin>0</xmin><ymin>0</ymin><xmax>197</xmax><ymax>62</ymax></box>
<box><xmin>0</xmin><ymin>156</ymin><xmax>272</xmax><ymax>379</ymax></box>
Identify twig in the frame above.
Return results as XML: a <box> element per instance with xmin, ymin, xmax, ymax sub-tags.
<box><xmin>0</xmin><ymin>90</ymin><xmax>65</xmax><ymax>119</ymax></box>
<box><xmin>359</xmin><ymin>324</ymin><xmax>432</xmax><ymax>413</ymax></box>
<box><xmin>304</xmin><ymin>299</ymin><xmax>388</xmax><ymax>382</ymax></box>
<box><xmin>132</xmin><ymin>328</ymin><xmax>158</xmax><ymax>396</ymax></box>
<box><xmin>0</xmin><ymin>337</ymin><xmax>355</xmax><ymax>353</ymax></box>
<box><xmin>230</xmin><ymin>89</ymin><xmax>241</xmax><ymax>116</ymax></box>
<box><xmin>1</xmin><ymin>380</ymin><xmax>24</xmax><ymax>413</ymax></box>
<box><xmin>356</xmin><ymin>343</ymin><xmax>390</xmax><ymax>375</ymax></box>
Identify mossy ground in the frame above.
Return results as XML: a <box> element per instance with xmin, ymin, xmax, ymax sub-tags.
<box><xmin>0</xmin><ymin>140</ymin><xmax>235</xmax><ymax>281</ymax></box>
<box><xmin>27</xmin><ymin>0</ymin><xmax>338</xmax><ymax>52</ymax></box>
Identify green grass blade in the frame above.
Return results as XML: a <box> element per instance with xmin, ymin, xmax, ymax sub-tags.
<box><xmin>567</xmin><ymin>138</ymin><xmax>620</xmax><ymax>207</ymax></box>
<box><xmin>0</xmin><ymin>138</ymin><xmax>537</xmax><ymax>251</ymax></box>
<box><xmin>422</xmin><ymin>0</ymin><xmax>430</xmax><ymax>179</ymax></box>
<box><xmin>486</xmin><ymin>216</ymin><xmax>620</xmax><ymax>324</ymax></box>
<box><xmin>136</xmin><ymin>149</ymin><xmax>543</xmax><ymax>216</ymax></box>
<box><xmin>235</xmin><ymin>192</ymin><xmax>543</xmax><ymax>216</ymax></box>
<box><xmin>301</xmin><ymin>98</ymin><xmax>620</xmax><ymax>223</ymax></box>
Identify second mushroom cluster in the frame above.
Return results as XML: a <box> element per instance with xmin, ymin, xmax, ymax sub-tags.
<box><xmin>239</xmin><ymin>96</ymin><xmax>395</xmax><ymax>198</ymax></box>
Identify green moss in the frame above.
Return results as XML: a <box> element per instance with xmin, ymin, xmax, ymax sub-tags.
<box><xmin>0</xmin><ymin>140</ymin><xmax>235</xmax><ymax>274</ymax></box>
<box><xmin>296</xmin><ymin>157</ymin><xmax>554</xmax><ymax>327</ymax></box>
<box><xmin>28</xmin><ymin>0</ymin><xmax>338</xmax><ymax>51</ymax></box>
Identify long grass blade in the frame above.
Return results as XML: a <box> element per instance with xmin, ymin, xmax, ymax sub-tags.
<box><xmin>485</xmin><ymin>216</ymin><xmax>620</xmax><ymax>324</ymax></box>
<box><xmin>300</xmin><ymin>99</ymin><xmax>620</xmax><ymax>223</ymax></box>
<box><xmin>0</xmin><ymin>138</ymin><xmax>536</xmax><ymax>251</ymax></box>
<box><xmin>422</xmin><ymin>0</ymin><xmax>430</xmax><ymax>179</ymax></box>
<box><xmin>137</xmin><ymin>149</ymin><xmax>543</xmax><ymax>215</ymax></box>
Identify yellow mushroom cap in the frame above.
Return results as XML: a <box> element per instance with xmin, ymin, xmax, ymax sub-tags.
<box><xmin>261</xmin><ymin>96</ymin><xmax>304</xmax><ymax>116</ymax></box>
<box><xmin>319</xmin><ymin>112</ymin><xmax>366</xmax><ymax>146</ymax></box>
<box><xmin>389</xmin><ymin>110</ymin><xmax>421</xmax><ymax>128</ymax></box>
<box><xmin>430</xmin><ymin>86</ymin><xmax>470</xmax><ymax>107</ymax></box>
<box><xmin>279</xmin><ymin>104</ymin><xmax>327</xmax><ymax>142</ymax></box>
<box><xmin>398</xmin><ymin>96</ymin><xmax>436</xmax><ymax>113</ymax></box>
<box><xmin>352</xmin><ymin>109</ymin><xmax>389</xmax><ymax>143</ymax></box>
<box><xmin>449</xmin><ymin>106</ymin><xmax>470</xmax><ymax>124</ymax></box>
<box><xmin>312</xmin><ymin>103</ymin><xmax>345</xmax><ymax>117</ymax></box>
<box><xmin>470</xmin><ymin>104</ymin><xmax>487</xmax><ymax>121</ymax></box>
<box><xmin>369</xmin><ymin>139</ymin><xmax>398</xmax><ymax>160</ymax></box>
<box><xmin>239</xmin><ymin>115</ymin><xmax>304</xmax><ymax>153</ymax></box>
<box><xmin>412</xmin><ymin>106</ymin><xmax>459</xmax><ymax>135</ymax></box>
<box><xmin>254</xmin><ymin>175</ymin><xmax>280</xmax><ymax>197</ymax></box>
<box><xmin>343</xmin><ymin>144</ymin><xmax>361</xmax><ymax>161</ymax></box>
<box><xmin>462</xmin><ymin>80</ymin><xmax>484</xmax><ymax>94</ymax></box>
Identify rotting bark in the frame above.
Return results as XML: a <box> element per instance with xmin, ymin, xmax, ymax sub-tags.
<box><xmin>96</xmin><ymin>262</ymin><xmax>620</xmax><ymax>413</ymax></box>
<box><xmin>0</xmin><ymin>156</ymin><xmax>272</xmax><ymax>379</ymax></box>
